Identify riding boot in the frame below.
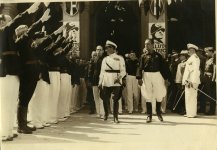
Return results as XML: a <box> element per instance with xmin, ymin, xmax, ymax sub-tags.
<box><xmin>156</xmin><ymin>102</ymin><xmax>163</xmax><ymax>121</ymax></box>
<box><xmin>113</xmin><ymin>100</ymin><xmax>120</xmax><ymax>123</ymax></box>
<box><xmin>17</xmin><ymin>106</ymin><xmax>32</xmax><ymax>134</ymax></box>
<box><xmin>146</xmin><ymin>102</ymin><xmax>152</xmax><ymax>123</ymax></box>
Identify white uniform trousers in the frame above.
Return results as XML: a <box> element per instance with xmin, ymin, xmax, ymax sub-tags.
<box><xmin>65</xmin><ymin>77</ymin><xmax>72</xmax><ymax>117</ymax></box>
<box><xmin>78</xmin><ymin>78</ymin><xmax>87</xmax><ymax>108</ymax></box>
<box><xmin>71</xmin><ymin>84</ymin><xmax>79</xmax><ymax>112</ymax></box>
<box><xmin>92</xmin><ymin>86</ymin><xmax>105</xmax><ymax>116</ymax></box>
<box><xmin>0</xmin><ymin>75</ymin><xmax>19</xmax><ymax>138</ymax></box>
<box><xmin>58</xmin><ymin>73</ymin><xmax>71</xmax><ymax>119</ymax></box>
<box><xmin>46</xmin><ymin>72</ymin><xmax>60</xmax><ymax>123</ymax></box>
<box><xmin>126</xmin><ymin>75</ymin><xmax>140</xmax><ymax>112</ymax></box>
<box><xmin>122</xmin><ymin>86</ymin><xmax>128</xmax><ymax>110</ymax></box>
<box><xmin>141</xmin><ymin>72</ymin><xmax>166</xmax><ymax>102</ymax></box>
<box><xmin>28</xmin><ymin>79</ymin><xmax>49</xmax><ymax>127</ymax></box>
<box><xmin>110</xmin><ymin>95</ymin><xmax>122</xmax><ymax>113</ymax></box>
<box><xmin>185</xmin><ymin>84</ymin><xmax>199</xmax><ymax>117</ymax></box>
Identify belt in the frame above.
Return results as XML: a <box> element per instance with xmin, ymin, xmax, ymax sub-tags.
<box><xmin>2</xmin><ymin>51</ymin><xmax>18</xmax><ymax>56</ymax></box>
<box><xmin>204</xmin><ymin>72</ymin><xmax>213</xmax><ymax>76</ymax></box>
<box><xmin>105</xmin><ymin>70</ymin><xmax>120</xmax><ymax>73</ymax></box>
<box><xmin>49</xmin><ymin>67</ymin><xmax>60</xmax><ymax>71</ymax></box>
<box><xmin>25</xmin><ymin>60</ymin><xmax>39</xmax><ymax>65</ymax></box>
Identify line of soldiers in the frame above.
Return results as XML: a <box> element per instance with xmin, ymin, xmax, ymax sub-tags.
<box><xmin>1</xmin><ymin>3</ymin><xmax>88</xmax><ymax>141</ymax></box>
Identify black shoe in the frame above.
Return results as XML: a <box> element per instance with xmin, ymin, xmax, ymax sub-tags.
<box><xmin>2</xmin><ymin>137</ymin><xmax>13</xmax><ymax>142</ymax></box>
<box><xmin>146</xmin><ymin>116</ymin><xmax>152</xmax><ymax>123</ymax></box>
<box><xmin>104</xmin><ymin>115</ymin><xmax>108</xmax><ymax>121</ymax></box>
<box><xmin>157</xmin><ymin>114</ymin><xmax>164</xmax><ymax>122</ymax></box>
<box><xmin>113</xmin><ymin>117</ymin><xmax>120</xmax><ymax>123</ymax></box>
<box><xmin>27</xmin><ymin>126</ymin><xmax>36</xmax><ymax>131</ymax></box>
<box><xmin>17</xmin><ymin>127</ymin><xmax>32</xmax><ymax>134</ymax></box>
<box><xmin>12</xmin><ymin>133</ymin><xmax>18</xmax><ymax>138</ymax></box>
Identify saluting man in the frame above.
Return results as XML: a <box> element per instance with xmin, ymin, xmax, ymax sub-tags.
<box><xmin>182</xmin><ymin>43</ymin><xmax>201</xmax><ymax>118</ymax></box>
<box><xmin>137</xmin><ymin>39</ymin><xmax>172</xmax><ymax>123</ymax></box>
<box><xmin>99</xmin><ymin>40</ymin><xmax>126</xmax><ymax>123</ymax></box>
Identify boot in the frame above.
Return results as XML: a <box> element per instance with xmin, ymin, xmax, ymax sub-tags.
<box><xmin>17</xmin><ymin>106</ymin><xmax>32</xmax><ymax>134</ymax></box>
<box><xmin>156</xmin><ymin>102</ymin><xmax>163</xmax><ymax>122</ymax></box>
<box><xmin>146</xmin><ymin>102</ymin><xmax>152</xmax><ymax>123</ymax></box>
<box><xmin>113</xmin><ymin>100</ymin><xmax>120</xmax><ymax>123</ymax></box>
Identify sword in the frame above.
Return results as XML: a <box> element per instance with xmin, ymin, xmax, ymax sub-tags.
<box><xmin>186</xmin><ymin>80</ymin><xmax>217</xmax><ymax>102</ymax></box>
<box><xmin>173</xmin><ymin>90</ymin><xmax>185</xmax><ymax>110</ymax></box>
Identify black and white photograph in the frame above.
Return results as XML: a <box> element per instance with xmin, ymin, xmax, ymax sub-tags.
<box><xmin>0</xmin><ymin>0</ymin><xmax>216</xmax><ymax>150</ymax></box>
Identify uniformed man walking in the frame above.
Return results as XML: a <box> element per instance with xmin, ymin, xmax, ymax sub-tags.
<box><xmin>182</xmin><ymin>44</ymin><xmax>201</xmax><ymax>118</ymax></box>
<box><xmin>137</xmin><ymin>39</ymin><xmax>172</xmax><ymax>123</ymax></box>
<box><xmin>99</xmin><ymin>40</ymin><xmax>126</xmax><ymax>123</ymax></box>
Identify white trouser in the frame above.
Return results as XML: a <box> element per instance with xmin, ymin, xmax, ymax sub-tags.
<box><xmin>0</xmin><ymin>75</ymin><xmax>19</xmax><ymax>138</ymax></box>
<box><xmin>58</xmin><ymin>73</ymin><xmax>71</xmax><ymax>119</ymax></box>
<box><xmin>126</xmin><ymin>75</ymin><xmax>140</xmax><ymax>112</ymax></box>
<box><xmin>141</xmin><ymin>72</ymin><xmax>166</xmax><ymax>102</ymax></box>
<box><xmin>28</xmin><ymin>79</ymin><xmax>49</xmax><ymax>126</ymax></box>
<box><xmin>46</xmin><ymin>72</ymin><xmax>60</xmax><ymax>123</ymax></box>
<box><xmin>185</xmin><ymin>84</ymin><xmax>199</xmax><ymax>117</ymax></box>
<box><xmin>77</xmin><ymin>78</ymin><xmax>87</xmax><ymax>108</ymax></box>
<box><xmin>92</xmin><ymin>86</ymin><xmax>105</xmax><ymax>116</ymax></box>
<box><xmin>110</xmin><ymin>95</ymin><xmax>122</xmax><ymax>113</ymax></box>
<box><xmin>71</xmin><ymin>84</ymin><xmax>79</xmax><ymax>112</ymax></box>
<box><xmin>122</xmin><ymin>86</ymin><xmax>128</xmax><ymax>109</ymax></box>
<box><xmin>65</xmin><ymin>76</ymin><xmax>72</xmax><ymax>117</ymax></box>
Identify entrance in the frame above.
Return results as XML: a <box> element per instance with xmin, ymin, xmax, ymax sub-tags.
<box><xmin>91</xmin><ymin>1</ymin><xmax>140</xmax><ymax>56</ymax></box>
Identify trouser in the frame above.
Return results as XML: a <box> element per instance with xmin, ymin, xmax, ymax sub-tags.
<box><xmin>78</xmin><ymin>78</ymin><xmax>87</xmax><ymax>107</ymax></box>
<box><xmin>122</xmin><ymin>86</ymin><xmax>128</xmax><ymax>110</ymax></box>
<box><xmin>185</xmin><ymin>84</ymin><xmax>199</xmax><ymax>117</ymax></box>
<box><xmin>200</xmin><ymin>76</ymin><xmax>216</xmax><ymax>114</ymax></box>
<box><xmin>173</xmin><ymin>88</ymin><xmax>186</xmax><ymax>113</ymax></box>
<box><xmin>86</xmin><ymin>86</ymin><xmax>95</xmax><ymax>112</ymax></box>
<box><xmin>71</xmin><ymin>84</ymin><xmax>79</xmax><ymax>112</ymax></box>
<box><xmin>126</xmin><ymin>75</ymin><xmax>140</xmax><ymax>112</ymax></box>
<box><xmin>28</xmin><ymin>79</ymin><xmax>49</xmax><ymax>126</ymax></box>
<box><xmin>46</xmin><ymin>72</ymin><xmax>60</xmax><ymax>123</ymax></box>
<box><xmin>92</xmin><ymin>86</ymin><xmax>104</xmax><ymax>116</ymax></box>
<box><xmin>18</xmin><ymin>65</ymin><xmax>39</xmax><ymax>127</ymax></box>
<box><xmin>0</xmin><ymin>75</ymin><xmax>19</xmax><ymax>138</ymax></box>
<box><xmin>102</xmin><ymin>86</ymin><xmax>122</xmax><ymax>119</ymax></box>
<box><xmin>110</xmin><ymin>97</ymin><xmax>122</xmax><ymax>113</ymax></box>
<box><xmin>58</xmin><ymin>73</ymin><xmax>71</xmax><ymax>119</ymax></box>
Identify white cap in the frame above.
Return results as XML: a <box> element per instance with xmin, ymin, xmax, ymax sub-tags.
<box><xmin>105</xmin><ymin>40</ymin><xmax>117</xmax><ymax>49</ymax></box>
<box><xmin>204</xmin><ymin>47</ymin><xmax>214</xmax><ymax>52</ymax></box>
<box><xmin>180</xmin><ymin>50</ymin><xmax>188</xmax><ymax>55</ymax></box>
<box><xmin>187</xmin><ymin>43</ymin><xmax>198</xmax><ymax>50</ymax></box>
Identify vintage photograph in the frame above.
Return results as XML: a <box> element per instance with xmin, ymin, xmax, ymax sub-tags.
<box><xmin>0</xmin><ymin>0</ymin><xmax>216</xmax><ymax>150</ymax></box>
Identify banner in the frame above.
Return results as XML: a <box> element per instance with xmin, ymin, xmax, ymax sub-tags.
<box><xmin>148</xmin><ymin>22</ymin><xmax>166</xmax><ymax>56</ymax></box>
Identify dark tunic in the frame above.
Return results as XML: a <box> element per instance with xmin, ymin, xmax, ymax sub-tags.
<box><xmin>126</xmin><ymin>59</ymin><xmax>139</xmax><ymax>76</ymax></box>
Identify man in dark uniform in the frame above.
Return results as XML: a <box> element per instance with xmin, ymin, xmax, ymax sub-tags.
<box><xmin>0</xmin><ymin>3</ymin><xmax>43</xmax><ymax>140</ymax></box>
<box><xmin>200</xmin><ymin>47</ymin><xmax>216</xmax><ymax>115</ymax></box>
<box><xmin>137</xmin><ymin>39</ymin><xmax>172</xmax><ymax>123</ymax></box>
<box><xmin>15</xmin><ymin>8</ymin><xmax>51</xmax><ymax>134</ymax></box>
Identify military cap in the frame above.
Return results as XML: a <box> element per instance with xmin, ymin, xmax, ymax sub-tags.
<box><xmin>105</xmin><ymin>40</ymin><xmax>117</xmax><ymax>49</ymax></box>
<box><xmin>187</xmin><ymin>43</ymin><xmax>198</xmax><ymax>51</ymax></box>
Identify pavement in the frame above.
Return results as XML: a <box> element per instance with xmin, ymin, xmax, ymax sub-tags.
<box><xmin>1</xmin><ymin>109</ymin><xmax>217</xmax><ymax>150</ymax></box>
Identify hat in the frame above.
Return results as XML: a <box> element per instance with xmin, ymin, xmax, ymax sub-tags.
<box><xmin>204</xmin><ymin>47</ymin><xmax>214</xmax><ymax>52</ymax></box>
<box><xmin>180</xmin><ymin>50</ymin><xmax>188</xmax><ymax>55</ymax></box>
<box><xmin>187</xmin><ymin>43</ymin><xmax>198</xmax><ymax>51</ymax></box>
<box><xmin>105</xmin><ymin>40</ymin><xmax>117</xmax><ymax>49</ymax></box>
<box><xmin>151</xmin><ymin>23</ymin><xmax>165</xmax><ymax>35</ymax></box>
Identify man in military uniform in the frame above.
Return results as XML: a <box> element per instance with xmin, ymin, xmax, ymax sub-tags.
<box><xmin>182</xmin><ymin>44</ymin><xmax>201</xmax><ymax>118</ymax></box>
<box><xmin>199</xmin><ymin>47</ymin><xmax>216</xmax><ymax>115</ymax></box>
<box><xmin>15</xmin><ymin>8</ymin><xmax>51</xmax><ymax>134</ymax></box>
<box><xmin>99</xmin><ymin>40</ymin><xmax>126</xmax><ymax>123</ymax></box>
<box><xmin>137</xmin><ymin>39</ymin><xmax>172</xmax><ymax>123</ymax></box>
<box><xmin>125</xmin><ymin>51</ymin><xmax>140</xmax><ymax>114</ymax></box>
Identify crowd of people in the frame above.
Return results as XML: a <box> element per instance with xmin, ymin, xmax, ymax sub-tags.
<box><xmin>0</xmin><ymin>3</ymin><xmax>216</xmax><ymax>142</ymax></box>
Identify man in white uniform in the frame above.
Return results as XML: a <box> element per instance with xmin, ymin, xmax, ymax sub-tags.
<box><xmin>182</xmin><ymin>43</ymin><xmax>201</xmax><ymax>118</ymax></box>
<box><xmin>99</xmin><ymin>40</ymin><xmax>126</xmax><ymax>123</ymax></box>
